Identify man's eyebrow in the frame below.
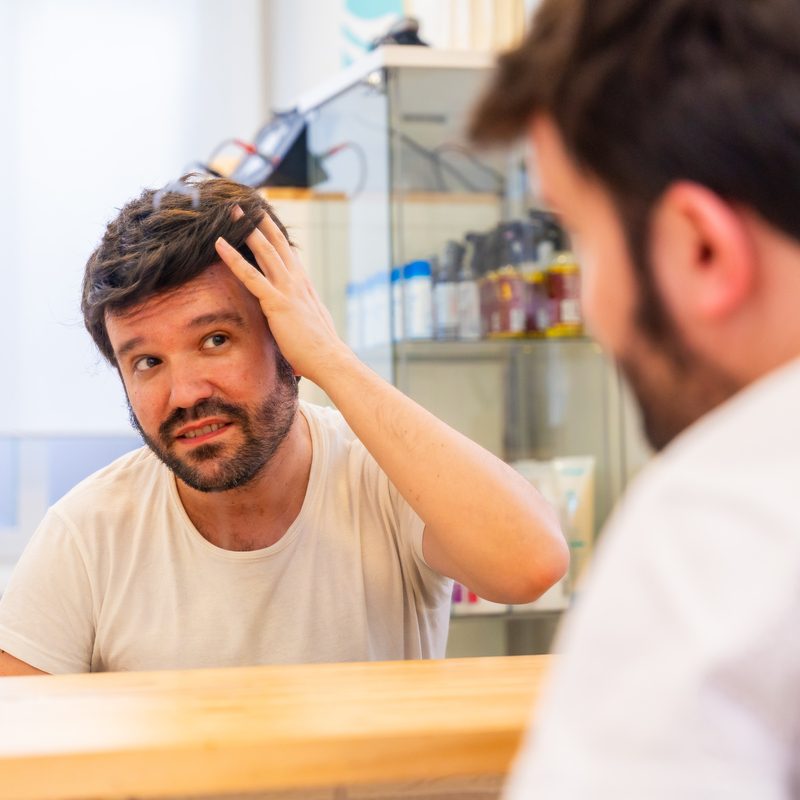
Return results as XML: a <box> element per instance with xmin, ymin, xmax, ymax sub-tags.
<box><xmin>116</xmin><ymin>336</ymin><xmax>145</xmax><ymax>360</ymax></box>
<box><xmin>187</xmin><ymin>311</ymin><xmax>247</xmax><ymax>330</ymax></box>
<box><xmin>114</xmin><ymin>312</ymin><xmax>247</xmax><ymax>360</ymax></box>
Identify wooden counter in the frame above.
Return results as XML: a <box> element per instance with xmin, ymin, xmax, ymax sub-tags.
<box><xmin>0</xmin><ymin>654</ymin><xmax>551</xmax><ymax>800</ymax></box>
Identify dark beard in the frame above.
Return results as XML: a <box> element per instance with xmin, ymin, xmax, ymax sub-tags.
<box><xmin>604</xmin><ymin>203</ymin><xmax>744</xmax><ymax>452</ymax></box>
<box><xmin>129</xmin><ymin>367</ymin><xmax>298</xmax><ymax>493</ymax></box>
<box><xmin>618</xmin><ymin>338</ymin><xmax>741</xmax><ymax>452</ymax></box>
<box><xmin>619</xmin><ymin>267</ymin><xmax>742</xmax><ymax>452</ymax></box>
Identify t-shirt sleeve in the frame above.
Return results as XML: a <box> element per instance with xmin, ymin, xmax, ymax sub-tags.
<box><xmin>0</xmin><ymin>509</ymin><xmax>96</xmax><ymax>674</ymax></box>
<box><xmin>383</xmin><ymin>468</ymin><xmax>453</xmax><ymax>609</ymax></box>
<box><xmin>342</xmin><ymin>424</ymin><xmax>451</xmax><ymax>608</ymax></box>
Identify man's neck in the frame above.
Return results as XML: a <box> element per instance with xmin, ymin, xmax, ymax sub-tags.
<box><xmin>175</xmin><ymin>409</ymin><xmax>313</xmax><ymax>551</ymax></box>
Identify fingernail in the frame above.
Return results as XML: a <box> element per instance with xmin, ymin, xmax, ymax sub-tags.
<box><xmin>216</xmin><ymin>236</ymin><xmax>231</xmax><ymax>249</ymax></box>
<box><xmin>232</xmin><ymin>204</ymin><xmax>244</xmax><ymax>220</ymax></box>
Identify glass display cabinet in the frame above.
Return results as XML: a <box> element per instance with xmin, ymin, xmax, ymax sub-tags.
<box><xmin>266</xmin><ymin>46</ymin><xmax>650</xmax><ymax>656</ymax></box>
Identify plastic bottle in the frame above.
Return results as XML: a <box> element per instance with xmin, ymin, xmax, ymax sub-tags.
<box><xmin>466</xmin><ymin>232</ymin><xmax>490</xmax><ymax>338</ymax></box>
<box><xmin>361</xmin><ymin>273</ymin><xmax>377</xmax><ymax>349</ymax></box>
<box><xmin>519</xmin><ymin>220</ymin><xmax>548</xmax><ymax>336</ymax></box>
<box><xmin>456</xmin><ymin>240</ymin><xmax>481</xmax><ymax>341</ymax></box>
<box><xmin>434</xmin><ymin>242</ymin><xmax>463</xmax><ymax>340</ymax></box>
<box><xmin>546</xmin><ymin>250</ymin><xmax>582</xmax><ymax>337</ymax></box>
<box><xmin>488</xmin><ymin>223</ymin><xmax>526</xmax><ymax>338</ymax></box>
<box><xmin>373</xmin><ymin>270</ymin><xmax>391</xmax><ymax>346</ymax></box>
<box><xmin>402</xmin><ymin>260</ymin><xmax>433</xmax><ymax>340</ymax></box>
<box><xmin>390</xmin><ymin>266</ymin><xmax>404</xmax><ymax>342</ymax></box>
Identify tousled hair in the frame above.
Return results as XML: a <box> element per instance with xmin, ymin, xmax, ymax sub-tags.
<box><xmin>469</xmin><ymin>0</ymin><xmax>800</xmax><ymax>338</ymax></box>
<box><xmin>82</xmin><ymin>175</ymin><xmax>292</xmax><ymax>364</ymax></box>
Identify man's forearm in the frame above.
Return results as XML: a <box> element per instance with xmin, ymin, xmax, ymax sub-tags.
<box><xmin>0</xmin><ymin>650</ymin><xmax>48</xmax><ymax>677</ymax></box>
<box><xmin>315</xmin><ymin>347</ymin><xmax>569</xmax><ymax>603</ymax></box>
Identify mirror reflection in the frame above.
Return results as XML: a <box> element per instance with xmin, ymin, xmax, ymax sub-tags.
<box><xmin>0</xmin><ymin>1</ymin><xmax>648</xmax><ymax>676</ymax></box>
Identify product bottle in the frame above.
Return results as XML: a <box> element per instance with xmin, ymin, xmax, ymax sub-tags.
<box><xmin>546</xmin><ymin>250</ymin><xmax>582</xmax><ymax>337</ymax></box>
<box><xmin>476</xmin><ymin>229</ymin><xmax>503</xmax><ymax>336</ymax></box>
<box><xmin>433</xmin><ymin>247</ymin><xmax>460</xmax><ymax>340</ymax></box>
<box><xmin>390</xmin><ymin>266</ymin><xmax>404</xmax><ymax>342</ymax></box>
<box><xmin>402</xmin><ymin>259</ymin><xmax>433</xmax><ymax>340</ymax></box>
<box><xmin>519</xmin><ymin>220</ymin><xmax>548</xmax><ymax>336</ymax></box>
<box><xmin>456</xmin><ymin>240</ymin><xmax>481</xmax><ymax>341</ymax></box>
<box><xmin>466</xmin><ymin>232</ymin><xmax>490</xmax><ymax>338</ymax></box>
<box><xmin>373</xmin><ymin>269</ymin><xmax>391</xmax><ymax>346</ymax></box>
<box><xmin>490</xmin><ymin>223</ymin><xmax>526</xmax><ymax>338</ymax></box>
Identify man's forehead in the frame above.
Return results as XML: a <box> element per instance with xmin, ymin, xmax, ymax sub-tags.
<box><xmin>108</xmin><ymin>276</ymin><xmax>211</xmax><ymax>322</ymax></box>
<box><xmin>105</xmin><ymin>265</ymin><xmax>257</xmax><ymax>351</ymax></box>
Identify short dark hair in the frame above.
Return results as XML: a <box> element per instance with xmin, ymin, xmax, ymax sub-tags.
<box><xmin>82</xmin><ymin>175</ymin><xmax>292</xmax><ymax>364</ymax></box>
<box><xmin>470</xmin><ymin>0</ymin><xmax>800</xmax><ymax>334</ymax></box>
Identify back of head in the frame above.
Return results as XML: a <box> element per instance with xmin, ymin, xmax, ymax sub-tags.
<box><xmin>470</xmin><ymin>0</ymin><xmax>800</xmax><ymax>262</ymax></box>
<box><xmin>82</xmin><ymin>174</ymin><xmax>290</xmax><ymax>364</ymax></box>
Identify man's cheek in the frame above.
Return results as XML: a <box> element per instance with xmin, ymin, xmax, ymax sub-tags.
<box><xmin>577</xmin><ymin>255</ymin><xmax>602</xmax><ymax>338</ymax></box>
<box><xmin>578</xmin><ymin>255</ymin><xmax>626</xmax><ymax>352</ymax></box>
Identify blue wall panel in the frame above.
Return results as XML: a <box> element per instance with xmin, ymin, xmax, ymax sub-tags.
<box><xmin>0</xmin><ymin>440</ymin><xmax>19</xmax><ymax>527</ymax></box>
<box><xmin>47</xmin><ymin>437</ymin><xmax>142</xmax><ymax>505</ymax></box>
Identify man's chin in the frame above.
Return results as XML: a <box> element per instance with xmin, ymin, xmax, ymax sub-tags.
<box><xmin>174</xmin><ymin>464</ymin><xmax>260</xmax><ymax>494</ymax></box>
<box><xmin>144</xmin><ymin>443</ymin><xmax>248</xmax><ymax>493</ymax></box>
<box><xmin>179</xmin><ymin>442</ymin><xmax>226</xmax><ymax>463</ymax></box>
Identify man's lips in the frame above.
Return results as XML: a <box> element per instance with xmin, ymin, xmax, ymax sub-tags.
<box><xmin>173</xmin><ymin>419</ymin><xmax>232</xmax><ymax>444</ymax></box>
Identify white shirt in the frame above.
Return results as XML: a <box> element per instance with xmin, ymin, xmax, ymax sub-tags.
<box><xmin>506</xmin><ymin>359</ymin><xmax>800</xmax><ymax>799</ymax></box>
<box><xmin>0</xmin><ymin>402</ymin><xmax>452</xmax><ymax>673</ymax></box>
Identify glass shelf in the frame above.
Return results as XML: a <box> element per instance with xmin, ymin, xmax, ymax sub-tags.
<box><xmin>451</xmin><ymin>608</ymin><xmax>564</xmax><ymax>621</ymax></box>
<box><xmin>393</xmin><ymin>336</ymin><xmax>600</xmax><ymax>361</ymax></box>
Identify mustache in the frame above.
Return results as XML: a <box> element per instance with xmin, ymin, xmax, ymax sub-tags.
<box><xmin>158</xmin><ymin>399</ymin><xmax>249</xmax><ymax>442</ymax></box>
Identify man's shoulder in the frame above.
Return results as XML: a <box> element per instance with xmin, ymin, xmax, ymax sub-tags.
<box><xmin>299</xmin><ymin>400</ymin><xmax>352</xmax><ymax>437</ymax></box>
<box><xmin>300</xmin><ymin>400</ymin><xmax>362</xmax><ymax>460</ymax></box>
<box><xmin>299</xmin><ymin>400</ymin><xmax>390</xmax><ymax>504</ymax></box>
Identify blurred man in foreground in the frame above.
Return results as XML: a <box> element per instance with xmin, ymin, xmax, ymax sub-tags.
<box><xmin>470</xmin><ymin>0</ymin><xmax>800</xmax><ymax>796</ymax></box>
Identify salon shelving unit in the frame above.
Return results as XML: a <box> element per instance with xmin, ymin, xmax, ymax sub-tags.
<box><xmin>288</xmin><ymin>46</ymin><xmax>649</xmax><ymax>656</ymax></box>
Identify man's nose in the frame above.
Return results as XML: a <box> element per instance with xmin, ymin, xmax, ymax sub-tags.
<box><xmin>167</xmin><ymin>362</ymin><xmax>215</xmax><ymax>411</ymax></box>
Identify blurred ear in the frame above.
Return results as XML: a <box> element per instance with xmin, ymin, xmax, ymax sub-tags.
<box><xmin>650</xmin><ymin>182</ymin><xmax>756</xmax><ymax>325</ymax></box>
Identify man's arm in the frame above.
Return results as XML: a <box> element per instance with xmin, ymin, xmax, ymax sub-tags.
<box><xmin>0</xmin><ymin>650</ymin><xmax>48</xmax><ymax>676</ymax></box>
<box><xmin>311</xmin><ymin>351</ymin><xmax>566</xmax><ymax>602</ymax></box>
<box><xmin>215</xmin><ymin>212</ymin><xmax>568</xmax><ymax>603</ymax></box>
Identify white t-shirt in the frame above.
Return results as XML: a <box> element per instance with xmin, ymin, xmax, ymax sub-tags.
<box><xmin>506</xmin><ymin>358</ymin><xmax>800</xmax><ymax>799</ymax></box>
<box><xmin>0</xmin><ymin>402</ymin><xmax>452</xmax><ymax>673</ymax></box>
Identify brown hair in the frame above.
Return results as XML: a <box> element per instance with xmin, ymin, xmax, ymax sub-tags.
<box><xmin>470</xmin><ymin>0</ymin><xmax>800</xmax><ymax>335</ymax></box>
<box><xmin>82</xmin><ymin>175</ymin><xmax>292</xmax><ymax>364</ymax></box>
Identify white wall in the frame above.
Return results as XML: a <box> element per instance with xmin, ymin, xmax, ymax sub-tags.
<box><xmin>0</xmin><ymin>0</ymin><xmax>273</xmax><ymax>578</ymax></box>
<box><xmin>267</xmin><ymin>0</ymin><xmax>345</xmax><ymax>111</ymax></box>
<box><xmin>1</xmin><ymin>0</ymin><xmax>269</xmax><ymax>435</ymax></box>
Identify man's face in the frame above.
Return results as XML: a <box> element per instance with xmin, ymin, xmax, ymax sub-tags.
<box><xmin>529</xmin><ymin>115</ymin><xmax>740</xmax><ymax>450</ymax></box>
<box><xmin>106</xmin><ymin>263</ymin><xmax>298</xmax><ymax>492</ymax></box>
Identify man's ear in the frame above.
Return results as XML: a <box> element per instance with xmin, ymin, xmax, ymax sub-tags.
<box><xmin>650</xmin><ymin>182</ymin><xmax>757</xmax><ymax>325</ymax></box>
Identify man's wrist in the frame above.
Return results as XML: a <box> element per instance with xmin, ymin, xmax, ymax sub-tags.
<box><xmin>306</xmin><ymin>341</ymin><xmax>363</xmax><ymax>392</ymax></box>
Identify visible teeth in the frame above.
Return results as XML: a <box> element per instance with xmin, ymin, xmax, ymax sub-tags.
<box><xmin>183</xmin><ymin>423</ymin><xmax>223</xmax><ymax>439</ymax></box>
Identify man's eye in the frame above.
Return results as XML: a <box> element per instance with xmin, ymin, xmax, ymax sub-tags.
<box><xmin>133</xmin><ymin>356</ymin><xmax>160</xmax><ymax>373</ymax></box>
<box><xmin>202</xmin><ymin>333</ymin><xmax>229</xmax><ymax>350</ymax></box>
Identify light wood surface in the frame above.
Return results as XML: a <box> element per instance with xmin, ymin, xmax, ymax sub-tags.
<box><xmin>0</xmin><ymin>655</ymin><xmax>551</xmax><ymax>800</ymax></box>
